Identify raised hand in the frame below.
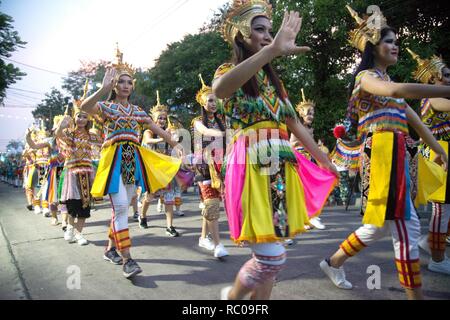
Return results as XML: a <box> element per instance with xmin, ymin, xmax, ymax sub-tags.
<box><xmin>269</xmin><ymin>11</ymin><xmax>311</xmax><ymax>58</ymax></box>
<box><xmin>101</xmin><ymin>67</ymin><xmax>117</xmax><ymax>92</ymax></box>
<box><xmin>433</xmin><ymin>151</ymin><xmax>448</xmax><ymax>172</ymax></box>
<box><xmin>60</xmin><ymin>115</ymin><xmax>73</xmax><ymax>129</ymax></box>
<box><xmin>26</xmin><ymin>128</ymin><xmax>33</xmax><ymax>137</ymax></box>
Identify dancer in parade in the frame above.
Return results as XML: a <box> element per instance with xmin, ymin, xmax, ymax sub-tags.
<box><xmin>81</xmin><ymin>46</ymin><xmax>181</xmax><ymax>278</ymax></box>
<box><xmin>21</xmin><ymin>143</ymin><xmax>36</xmax><ymax>212</ymax></box>
<box><xmin>319</xmin><ymin>6</ymin><xmax>450</xmax><ymax>300</ymax></box>
<box><xmin>214</xmin><ymin>0</ymin><xmax>337</xmax><ymax>300</ymax></box>
<box><xmin>140</xmin><ymin>92</ymin><xmax>181</xmax><ymax>236</ymax></box>
<box><xmin>290</xmin><ymin>89</ymin><xmax>326</xmax><ymax>229</ymax></box>
<box><xmin>25</xmin><ymin>122</ymin><xmax>60</xmax><ymax>223</ymax></box>
<box><xmin>192</xmin><ymin>74</ymin><xmax>229</xmax><ymax>258</ymax></box>
<box><xmin>55</xmin><ymin>99</ymin><xmax>98</xmax><ymax>245</ymax></box>
<box><xmin>408</xmin><ymin>48</ymin><xmax>450</xmax><ymax>275</ymax></box>
<box><xmin>330</xmin><ymin>122</ymin><xmax>361</xmax><ymax>207</ymax></box>
<box><xmin>26</xmin><ymin>123</ymin><xmax>51</xmax><ymax>216</ymax></box>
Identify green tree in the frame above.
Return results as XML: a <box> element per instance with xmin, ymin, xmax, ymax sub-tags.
<box><xmin>0</xmin><ymin>4</ymin><xmax>27</xmax><ymax>103</ymax></box>
<box><xmin>32</xmin><ymin>88</ymin><xmax>69</xmax><ymax>130</ymax></box>
<box><xmin>200</xmin><ymin>3</ymin><xmax>230</xmax><ymax>32</ymax></box>
<box><xmin>6</xmin><ymin>139</ymin><xmax>24</xmax><ymax>155</ymax></box>
<box><xmin>62</xmin><ymin>60</ymin><xmax>111</xmax><ymax>99</ymax></box>
<box><xmin>135</xmin><ymin>31</ymin><xmax>230</xmax><ymax>128</ymax></box>
<box><xmin>271</xmin><ymin>0</ymin><xmax>450</xmax><ymax>147</ymax></box>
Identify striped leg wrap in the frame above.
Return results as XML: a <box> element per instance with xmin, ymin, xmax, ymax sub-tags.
<box><xmin>340</xmin><ymin>232</ymin><xmax>367</xmax><ymax>257</ymax></box>
<box><xmin>109</xmin><ymin>226</ymin><xmax>131</xmax><ymax>251</ymax></box>
<box><xmin>238</xmin><ymin>252</ymin><xmax>286</xmax><ymax>290</ymax></box>
<box><xmin>396</xmin><ymin>259</ymin><xmax>421</xmax><ymax>289</ymax></box>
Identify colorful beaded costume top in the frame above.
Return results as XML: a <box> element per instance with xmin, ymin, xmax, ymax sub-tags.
<box><xmin>213</xmin><ymin>63</ymin><xmax>297</xmax><ymax>131</ymax></box>
<box><xmin>347</xmin><ymin>69</ymin><xmax>409</xmax><ymax>140</ymax></box>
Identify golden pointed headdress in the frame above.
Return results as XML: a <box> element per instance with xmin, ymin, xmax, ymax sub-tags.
<box><xmin>346</xmin><ymin>5</ymin><xmax>388</xmax><ymax>52</ymax></box>
<box><xmin>112</xmin><ymin>43</ymin><xmax>136</xmax><ymax>80</ymax></box>
<box><xmin>221</xmin><ymin>0</ymin><xmax>273</xmax><ymax>45</ymax></box>
<box><xmin>73</xmin><ymin>79</ymin><xmax>91</xmax><ymax>118</ymax></box>
<box><xmin>196</xmin><ymin>74</ymin><xmax>213</xmax><ymax>107</ymax></box>
<box><xmin>37</xmin><ymin>119</ymin><xmax>49</xmax><ymax>139</ymax></box>
<box><xmin>29</xmin><ymin>126</ymin><xmax>37</xmax><ymax>140</ymax></box>
<box><xmin>151</xmin><ymin>91</ymin><xmax>169</xmax><ymax>120</ymax></box>
<box><xmin>52</xmin><ymin>115</ymin><xmax>65</xmax><ymax>131</ymax></box>
<box><xmin>296</xmin><ymin>88</ymin><xmax>315</xmax><ymax>114</ymax></box>
<box><xmin>407</xmin><ymin>48</ymin><xmax>447</xmax><ymax>84</ymax></box>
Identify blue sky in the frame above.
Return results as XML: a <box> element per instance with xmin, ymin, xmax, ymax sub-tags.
<box><xmin>1</xmin><ymin>0</ymin><xmax>226</xmax><ymax>151</ymax></box>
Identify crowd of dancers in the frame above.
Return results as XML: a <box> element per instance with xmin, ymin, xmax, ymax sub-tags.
<box><xmin>1</xmin><ymin>0</ymin><xmax>450</xmax><ymax>300</ymax></box>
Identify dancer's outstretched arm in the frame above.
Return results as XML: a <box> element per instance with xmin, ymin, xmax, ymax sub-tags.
<box><xmin>406</xmin><ymin>106</ymin><xmax>448</xmax><ymax>170</ymax></box>
<box><xmin>360</xmin><ymin>74</ymin><xmax>450</xmax><ymax>99</ymax></box>
<box><xmin>213</xmin><ymin>11</ymin><xmax>310</xmax><ymax>99</ymax></box>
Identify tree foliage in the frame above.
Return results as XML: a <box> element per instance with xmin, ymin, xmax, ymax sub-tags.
<box><xmin>0</xmin><ymin>3</ymin><xmax>27</xmax><ymax>103</ymax></box>
<box><xmin>135</xmin><ymin>31</ymin><xmax>230</xmax><ymax>128</ymax></box>
<box><xmin>29</xmin><ymin>0</ymin><xmax>450</xmax><ymax>144</ymax></box>
<box><xmin>32</xmin><ymin>88</ymin><xmax>69</xmax><ymax>129</ymax></box>
<box><xmin>6</xmin><ymin>139</ymin><xmax>23</xmax><ymax>153</ymax></box>
<box><xmin>62</xmin><ymin>60</ymin><xmax>111</xmax><ymax>99</ymax></box>
<box><xmin>271</xmin><ymin>0</ymin><xmax>450</xmax><ymax>147</ymax></box>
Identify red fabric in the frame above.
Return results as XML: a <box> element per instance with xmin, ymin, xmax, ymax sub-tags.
<box><xmin>333</xmin><ymin>125</ymin><xmax>346</xmax><ymax>139</ymax></box>
<box><xmin>394</xmin><ymin>133</ymin><xmax>406</xmax><ymax>220</ymax></box>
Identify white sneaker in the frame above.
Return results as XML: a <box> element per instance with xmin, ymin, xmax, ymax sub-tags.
<box><xmin>428</xmin><ymin>257</ymin><xmax>450</xmax><ymax>275</ymax></box>
<box><xmin>75</xmin><ymin>233</ymin><xmax>88</xmax><ymax>246</ymax></box>
<box><xmin>199</xmin><ymin>237</ymin><xmax>215</xmax><ymax>251</ymax></box>
<box><xmin>214</xmin><ymin>243</ymin><xmax>229</xmax><ymax>258</ymax></box>
<box><xmin>199</xmin><ymin>202</ymin><xmax>205</xmax><ymax>210</ymax></box>
<box><xmin>284</xmin><ymin>239</ymin><xmax>294</xmax><ymax>246</ymax></box>
<box><xmin>220</xmin><ymin>286</ymin><xmax>233</xmax><ymax>300</ymax></box>
<box><xmin>64</xmin><ymin>228</ymin><xmax>75</xmax><ymax>243</ymax></box>
<box><xmin>34</xmin><ymin>206</ymin><xmax>41</xmax><ymax>215</ymax></box>
<box><xmin>310</xmin><ymin>217</ymin><xmax>326</xmax><ymax>230</ymax></box>
<box><xmin>418</xmin><ymin>235</ymin><xmax>431</xmax><ymax>255</ymax></box>
<box><xmin>319</xmin><ymin>259</ymin><xmax>353</xmax><ymax>289</ymax></box>
<box><xmin>51</xmin><ymin>218</ymin><xmax>59</xmax><ymax>226</ymax></box>
<box><xmin>175</xmin><ymin>209</ymin><xmax>185</xmax><ymax>217</ymax></box>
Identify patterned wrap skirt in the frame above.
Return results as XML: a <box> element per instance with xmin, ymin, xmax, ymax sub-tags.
<box><xmin>91</xmin><ymin>142</ymin><xmax>181</xmax><ymax>197</ymax></box>
<box><xmin>223</xmin><ymin>121</ymin><xmax>337</xmax><ymax>244</ymax></box>
<box><xmin>359</xmin><ymin>131</ymin><xmax>420</xmax><ymax>227</ymax></box>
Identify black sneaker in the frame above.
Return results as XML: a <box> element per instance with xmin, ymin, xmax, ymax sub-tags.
<box><xmin>133</xmin><ymin>211</ymin><xmax>139</xmax><ymax>222</ymax></box>
<box><xmin>103</xmin><ymin>247</ymin><xmax>123</xmax><ymax>265</ymax></box>
<box><xmin>139</xmin><ymin>216</ymin><xmax>148</xmax><ymax>229</ymax></box>
<box><xmin>26</xmin><ymin>205</ymin><xmax>33</xmax><ymax>211</ymax></box>
<box><xmin>166</xmin><ymin>226</ymin><xmax>180</xmax><ymax>237</ymax></box>
<box><xmin>123</xmin><ymin>258</ymin><xmax>142</xmax><ymax>279</ymax></box>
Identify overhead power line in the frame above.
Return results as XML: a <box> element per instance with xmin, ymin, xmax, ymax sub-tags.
<box><xmin>126</xmin><ymin>0</ymin><xmax>191</xmax><ymax>48</ymax></box>
<box><xmin>1</xmin><ymin>57</ymin><xmax>66</xmax><ymax>76</ymax></box>
<box><xmin>8</xmin><ymin>87</ymin><xmax>46</xmax><ymax>95</ymax></box>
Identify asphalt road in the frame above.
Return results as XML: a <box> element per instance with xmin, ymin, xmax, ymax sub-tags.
<box><xmin>1</xmin><ymin>182</ymin><xmax>449</xmax><ymax>300</ymax></box>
